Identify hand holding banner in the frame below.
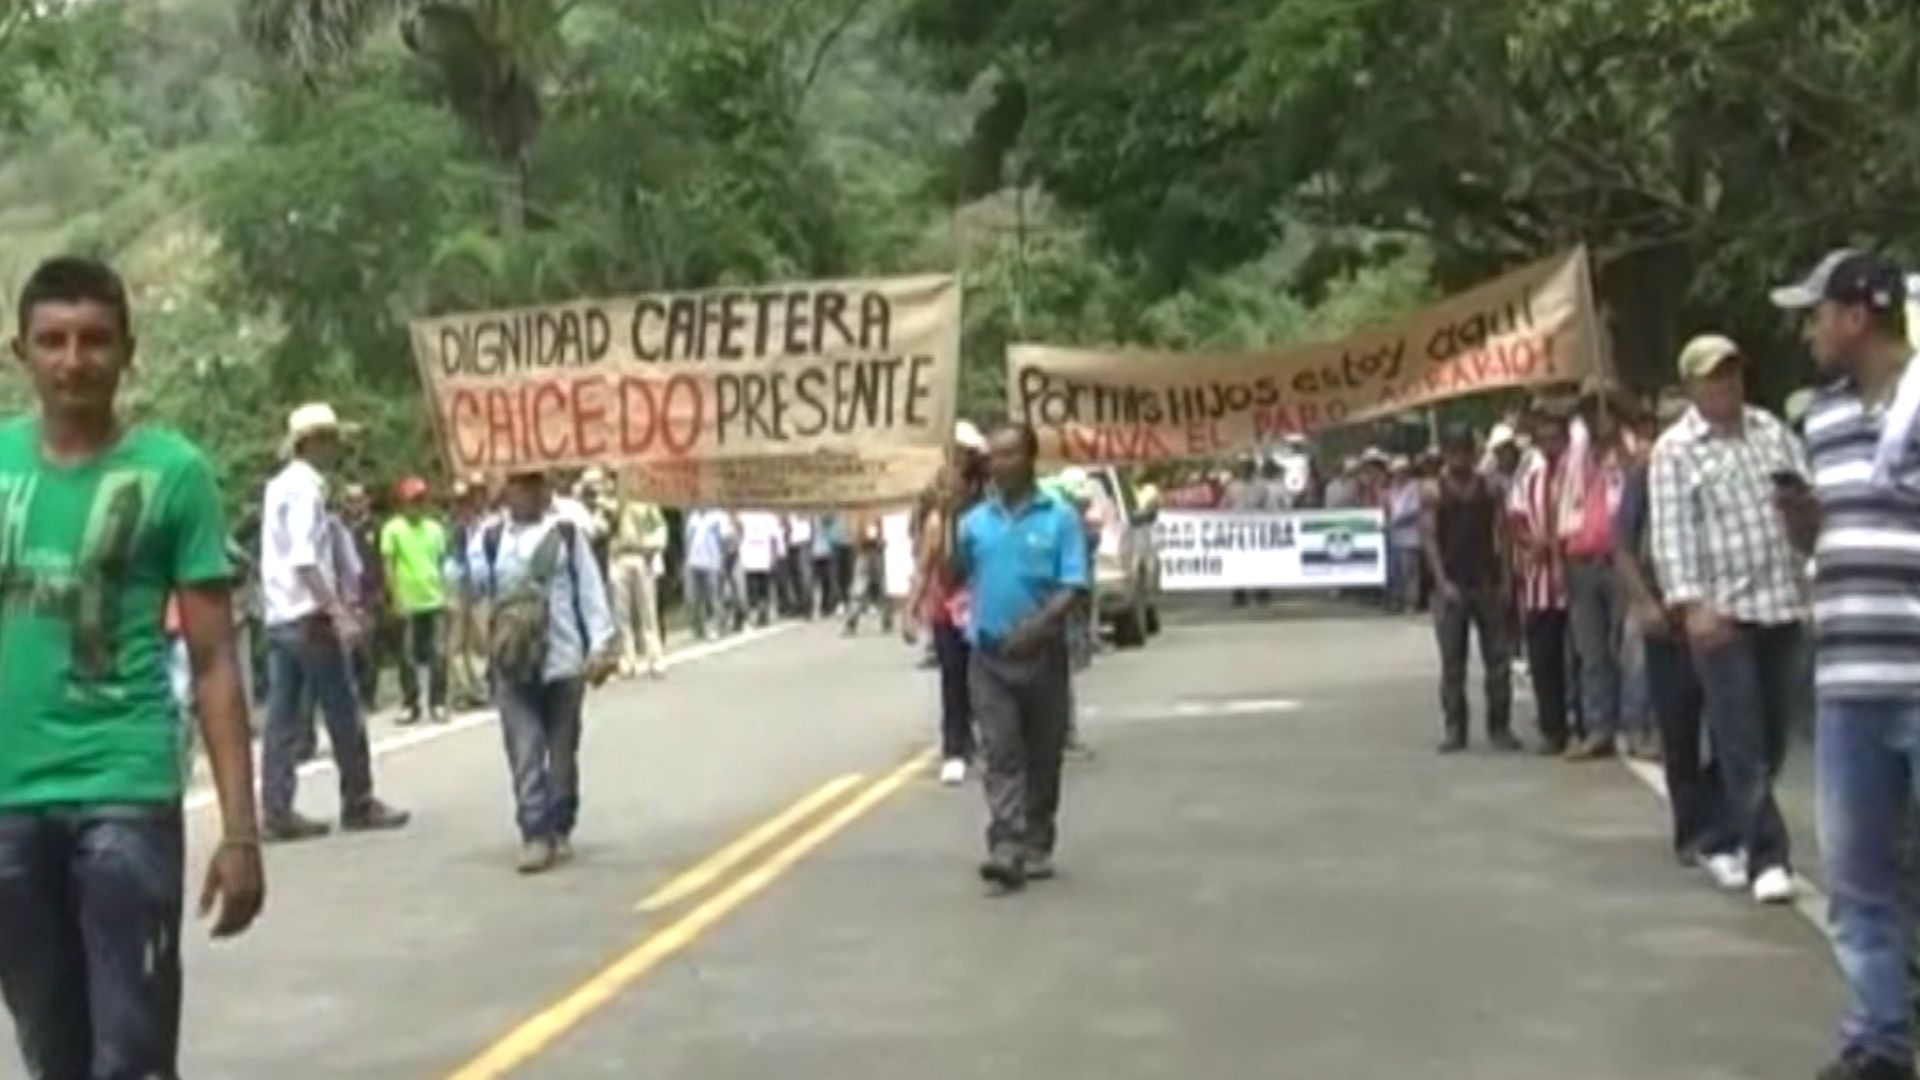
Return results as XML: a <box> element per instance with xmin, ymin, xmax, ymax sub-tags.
<box><xmin>1010</xmin><ymin>249</ymin><xmax>1599</xmax><ymax>464</ymax></box>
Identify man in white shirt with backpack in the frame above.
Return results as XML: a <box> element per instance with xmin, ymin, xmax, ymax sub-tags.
<box><xmin>468</xmin><ymin>470</ymin><xmax>618</xmax><ymax>875</ymax></box>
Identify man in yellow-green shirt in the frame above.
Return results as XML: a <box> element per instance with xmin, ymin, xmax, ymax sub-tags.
<box><xmin>380</xmin><ymin>477</ymin><xmax>451</xmax><ymax>723</ymax></box>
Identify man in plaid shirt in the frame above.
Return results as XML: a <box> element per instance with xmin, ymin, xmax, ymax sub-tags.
<box><xmin>1648</xmin><ymin>333</ymin><xmax>1809</xmax><ymax>908</ymax></box>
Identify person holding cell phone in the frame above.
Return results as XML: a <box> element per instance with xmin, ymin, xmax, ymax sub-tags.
<box><xmin>1648</xmin><ymin>333</ymin><xmax>1810</xmax><ymax>910</ymax></box>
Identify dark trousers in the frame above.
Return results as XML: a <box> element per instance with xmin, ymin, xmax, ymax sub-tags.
<box><xmin>263</xmin><ymin>619</ymin><xmax>376</xmax><ymax>820</ymax></box>
<box><xmin>1433</xmin><ymin>584</ymin><xmax>1512</xmax><ymax>738</ymax></box>
<box><xmin>934</xmin><ymin>621</ymin><xmax>976</xmax><ymax>761</ymax></box>
<box><xmin>497</xmin><ymin>677</ymin><xmax>586</xmax><ymax>842</ymax></box>
<box><xmin>1524</xmin><ymin>609</ymin><xmax>1573</xmax><ymax>747</ymax></box>
<box><xmin>811</xmin><ymin>555</ymin><xmax>839</xmax><ymax>615</ymax></box>
<box><xmin>745</xmin><ymin>571</ymin><xmax>774</xmax><ymax>626</ymax></box>
<box><xmin>1695</xmin><ymin>621</ymin><xmax>1801</xmax><ymax>875</ymax></box>
<box><xmin>971</xmin><ymin>641</ymin><xmax>1070</xmax><ymax>863</ymax></box>
<box><xmin>1644</xmin><ymin>632</ymin><xmax>1728</xmax><ymax>860</ymax></box>
<box><xmin>0</xmin><ymin>807</ymin><xmax>183</xmax><ymax>1080</ymax></box>
<box><xmin>397</xmin><ymin>609</ymin><xmax>449</xmax><ymax>716</ymax></box>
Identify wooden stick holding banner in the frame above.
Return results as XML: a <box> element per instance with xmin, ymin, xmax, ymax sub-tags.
<box><xmin>409</xmin><ymin>274</ymin><xmax>962</xmax><ymax>508</ymax></box>
<box><xmin>1008</xmin><ymin>248</ymin><xmax>1599</xmax><ymax>465</ymax></box>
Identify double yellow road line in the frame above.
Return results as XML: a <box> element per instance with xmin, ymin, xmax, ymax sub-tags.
<box><xmin>445</xmin><ymin>749</ymin><xmax>935</xmax><ymax>1080</ymax></box>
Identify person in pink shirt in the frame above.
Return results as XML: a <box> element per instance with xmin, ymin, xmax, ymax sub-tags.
<box><xmin>1559</xmin><ymin>389</ymin><xmax>1639</xmax><ymax>760</ymax></box>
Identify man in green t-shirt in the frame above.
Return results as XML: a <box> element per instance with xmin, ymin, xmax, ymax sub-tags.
<box><xmin>0</xmin><ymin>257</ymin><xmax>264</xmax><ymax>1077</ymax></box>
<box><xmin>380</xmin><ymin>476</ymin><xmax>451</xmax><ymax>724</ymax></box>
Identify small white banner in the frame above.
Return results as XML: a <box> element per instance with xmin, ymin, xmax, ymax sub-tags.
<box><xmin>1153</xmin><ymin>509</ymin><xmax>1388</xmax><ymax>591</ymax></box>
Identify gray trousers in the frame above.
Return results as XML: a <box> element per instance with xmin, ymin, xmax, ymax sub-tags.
<box><xmin>970</xmin><ymin>641</ymin><xmax>1071</xmax><ymax>863</ymax></box>
<box><xmin>496</xmin><ymin>678</ymin><xmax>586</xmax><ymax>842</ymax></box>
<box><xmin>1566</xmin><ymin>558</ymin><xmax>1624</xmax><ymax>739</ymax></box>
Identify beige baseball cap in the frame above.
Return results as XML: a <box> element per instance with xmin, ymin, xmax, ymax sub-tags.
<box><xmin>1676</xmin><ymin>334</ymin><xmax>1742</xmax><ymax>381</ymax></box>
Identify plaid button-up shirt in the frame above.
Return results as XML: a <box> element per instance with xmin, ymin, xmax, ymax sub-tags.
<box><xmin>1648</xmin><ymin>404</ymin><xmax>1809</xmax><ymax>626</ymax></box>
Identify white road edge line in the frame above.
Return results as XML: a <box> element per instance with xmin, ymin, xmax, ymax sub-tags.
<box><xmin>183</xmin><ymin>622</ymin><xmax>800</xmax><ymax>814</ymax></box>
<box><xmin>1618</xmin><ymin>756</ymin><xmax>1834</xmax><ymax>944</ymax></box>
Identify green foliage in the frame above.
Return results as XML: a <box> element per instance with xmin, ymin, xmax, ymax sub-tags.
<box><xmin>905</xmin><ymin>0</ymin><xmax>1920</xmax><ymax>398</ymax></box>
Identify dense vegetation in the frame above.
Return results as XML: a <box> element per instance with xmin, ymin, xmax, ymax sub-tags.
<box><xmin>5</xmin><ymin>0</ymin><xmax>1918</xmax><ymax>507</ymax></box>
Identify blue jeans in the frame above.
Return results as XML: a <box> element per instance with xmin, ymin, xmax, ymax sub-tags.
<box><xmin>496</xmin><ymin>678</ymin><xmax>586</xmax><ymax>842</ymax></box>
<box><xmin>0</xmin><ymin>806</ymin><xmax>184</xmax><ymax>1080</ymax></box>
<box><xmin>1695</xmin><ymin>621</ymin><xmax>1801</xmax><ymax>876</ymax></box>
<box><xmin>263</xmin><ymin>619</ymin><xmax>375</xmax><ymax>820</ymax></box>
<box><xmin>1566</xmin><ymin>559</ymin><xmax>1623</xmax><ymax>738</ymax></box>
<box><xmin>1817</xmin><ymin>696</ymin><xmax>1920</xmax><ymax>1064</ymax></box>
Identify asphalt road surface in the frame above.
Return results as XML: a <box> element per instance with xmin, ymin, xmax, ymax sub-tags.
<box><xmin>0</xmin><ymin>603</ymin><xmax>1844</xmax><ymax>1079</ymax></box>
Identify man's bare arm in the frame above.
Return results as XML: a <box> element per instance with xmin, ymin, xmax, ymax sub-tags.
<box><xmin>177</xmin><ymin>585</ymin><xmax>266</xmax><ymax>938</ymax></box>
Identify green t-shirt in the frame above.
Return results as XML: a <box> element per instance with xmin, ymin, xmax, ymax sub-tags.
<box><xmin>0</xmin><ymin>417</ymin><xmax>232</xmax><ymax>808</ymax></box>
<box><xmin>380</xmin><ymin>515</ymin><xmax>448</xmax><ymax>614</ymax></box>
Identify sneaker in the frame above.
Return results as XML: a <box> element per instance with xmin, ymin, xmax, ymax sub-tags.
<box><xmin>1701</xmin><ymin>851</ymin><xmax>1749</xmax><ymax>892</ymax></box>
<box><xmin>262</xmin><ymin>813</ymin><xmax>332</xmax><ymax>844</ymax></box>
<box><xmin>517</xmin><ymin>839</ymin><xmax>555</xmax><ymax>875</ymax></box>
<box><xmin>1565</xmin><ymin>734</ymin><xmax>1615</xmax><ymax>761</ymax></box>
<box><xmin>939</xmin><ymin>758</ymin><xmax>967</xmax><ymax>786</ymax></box>
<box><xmin>1753</xmin><ymin>865</ymin><xmax>1797</xmax><ymax>905</ymax></box>
<box><xmin>1536</xmin><ymin>739</ymin><xmax>1568</xmax><ymax>757</ymax></box>
<box><xmin>1025</xmin><ymin>854</ymin><xmax>1056</xmax><ymax>881</ymax></box>
<box><xmin>1817</xmin><ymin>1051</ymin><xmax>1918</xmax><ymax>1080</ymax></box>
<box><xmin>1436</xmin><ymin>734</ymin><xmax>1468</xmax><ymax>755</ymax></box>
<box><xmin>396</xmin><ymin>711</ymin><xmax>421</xmax><ymax>727</ymax></box>
<box><xmin>341</xmin><ymin>799</ymin><xmax>412</xmax><ymax>833</ymax></box>
<box><xmin>552</xmin><ymin>836</ymin><xmax>574</xmax><ymax>864</ymax></box>
<box><xmin>1489</xmin><ymin>731</ymin><xmax>1524</xmax><ymax>752</ymax></box>
<box><xmin>431</xmin><ymin>707</ymin><xmax>452</xmax><ymax>725</ymax></box>
<box><xmin>978</xmin><ymin>858</ymin><xmax>1026</xmax><ymax>895</ymax></box>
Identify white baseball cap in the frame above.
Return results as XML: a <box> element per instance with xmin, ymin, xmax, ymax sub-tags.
<box><xmin>954</xmin><ymin>420</ymin><xmax>987</xmax><ymax>451</ymax></box>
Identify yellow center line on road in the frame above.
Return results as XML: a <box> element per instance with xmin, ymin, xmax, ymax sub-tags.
<box><xmin>443</xmin><ymin>749</ymin><xmax>936</xmax><ymax>1080</ymax></box>
<box><xmin>637</xmin><ymin>772</ymin><xmax>868</xmax><ymax>913</ymax></box>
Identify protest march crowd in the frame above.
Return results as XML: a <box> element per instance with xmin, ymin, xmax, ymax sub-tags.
<box><xmin>5</xmin><ymin>242</ymin><xmax>1920</xmax><ymax>1080</ymax></box>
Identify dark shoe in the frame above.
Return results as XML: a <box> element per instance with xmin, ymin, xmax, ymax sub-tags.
<box><xmin>1489</xmin><ymin>731</ymin><xmax>1524</xmax><ymax>753</ymax></box>
<box><xmin>1816</xmin><ymin>1051</ymin><xmax>1917</xmax><ymax>1080</ymax></box>
<box><xmin>1437</xmin><ymin>734</ymin><xmax>1468</xmax><ymax>754</ymax></box>
<box><xmin>396</xmin><ymin>711</ymin><xmax>421</xmax><ymax>727</ymax></box>
<box><xmin>1025</xmin><ymin>854</ymin><xmax>1056</xmax><ymax>881</ymax></box>
<box><xmin>553</xmin><ymin>836</ymin><xmax>574</xmax><ymax>864</ymax></box>
<box><xmin>1565</xmin><ymin>734</ymin><xmax>1616</xmax><ymax>761</ymax></box>
<box><xmin>517</xmin><ymin>839</ymin><xmax>556</xmax><ymax>875</ymax></box>
<box><xmin>1629</xmin><ymin>730</ymin><xmax>1663</xmax><ymax>762</ymax></box>
<box><xmin>1536</xmin><ymin>738</ymin><xmax>1568</xmax><ymax>757</ymax></box>
<box><xmin>341</xmin><ymin>799</ymin><xmax>411</xmax><ymax>833</ymax></box>
<box><xmin>978</xmin><ymin>858</ymin><xmax>1026</xmax><ymax>895</ymax></box>
<box><xmin>263</xmin><ymin>813</ymin><xmax>332</xmax><ymax>844</ymax></box>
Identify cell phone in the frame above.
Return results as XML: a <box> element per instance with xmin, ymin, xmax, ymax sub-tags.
<box><xmin>1770</xmin><ymin>470</ymin><xmax>1810</xmax><ymax>491</ymax></box>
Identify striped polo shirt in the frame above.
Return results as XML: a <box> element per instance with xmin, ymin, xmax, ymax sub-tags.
<box><xmin>1805</xmin><ymin>371</ymin><xmax>1920</xmax><ymax>699</ymax></box>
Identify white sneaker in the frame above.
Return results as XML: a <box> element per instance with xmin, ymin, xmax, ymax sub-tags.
<box><xmin>939</xmin><ymin>758</ymin><xmax>967</xmax><ymax>786</ymax></box>
<box><xmin>1752</xmin><ymin>866</ymin><xmax>1796</xmax><ymax>905</ymax></box>
<box><xmin>1701</xmin><ymin>851</ymin><xmax>1748</xmax><ymax>892</ymax></box>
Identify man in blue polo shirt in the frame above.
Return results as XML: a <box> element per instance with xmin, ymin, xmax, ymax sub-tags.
<box><xmin>954</xmin><ymin>422</ymin><xmax>1089</xmax><ymax>894</ymax></box>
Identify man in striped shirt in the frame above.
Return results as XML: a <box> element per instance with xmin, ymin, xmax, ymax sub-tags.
<box><xmin>1508</xmin><ymin>409</ymin><xmax>1575</xmax><ymax>753</ymax></box>
<box><xmin>1774</xmin><ymin>250</ymin><xmax>1920</xmax><ymax>1080</ymax></box>
<box><xmin>1650</xmin><ymin>334</ymin><xmax>1809</xmax><ymax>912</ymax></box>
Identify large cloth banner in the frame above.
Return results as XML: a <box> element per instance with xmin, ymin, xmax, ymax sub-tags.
<box><xmin>1155</xmin><ymin>509</ymin><xmax>1387</xmax><ymax>591</ymax></box>
<box><xmin>1010</xmin><ymin>248</ymin><xmax>1599</xmax><ymax>464</ymax></box>
<box><xmin>410</xmin><ymin>275</ymin><xmax>961</xmax><ymax>507</ymax></box>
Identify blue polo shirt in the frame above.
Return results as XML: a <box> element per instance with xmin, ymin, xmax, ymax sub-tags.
<box><xmin>957</xmin><ymin>489</ymin><xmax>1090</xmax><ymax>649</ymax></box>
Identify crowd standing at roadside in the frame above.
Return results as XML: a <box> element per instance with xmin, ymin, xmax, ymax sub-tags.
<box><xmin>11</xmin><ymin>242</ymin><xmax>1920</xmax><ymax>1080</ymax></box>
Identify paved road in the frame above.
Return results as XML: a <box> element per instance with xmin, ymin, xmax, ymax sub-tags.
<box><xmin>0</xmin><ymin>605</ymin><xmax>1844</xmax><ymax>1079</ymax></box>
